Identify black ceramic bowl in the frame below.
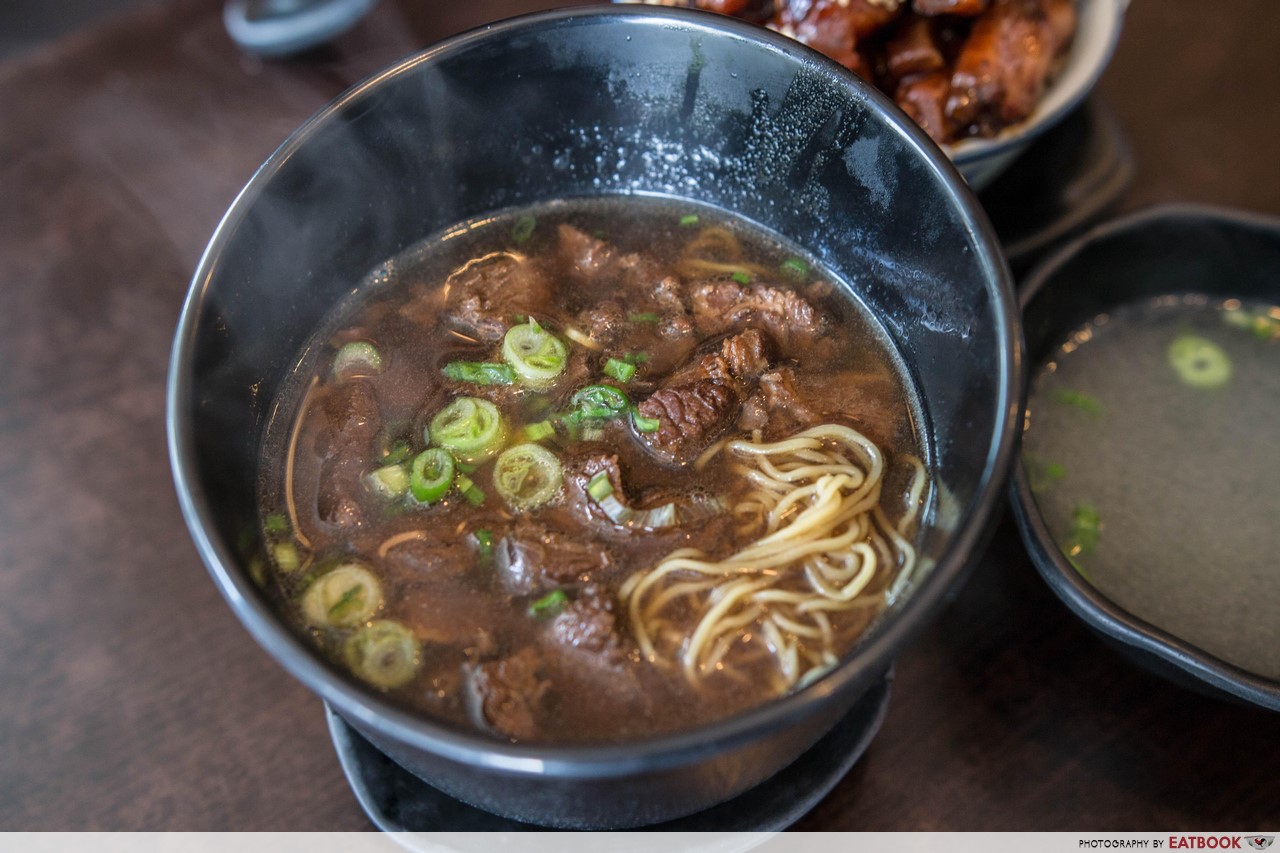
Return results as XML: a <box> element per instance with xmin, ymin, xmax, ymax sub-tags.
<box><xmin>1012</xmin><ymin>203</ymin><xmax>1280</xmax><ymax>712</ymax></box>
<box><xmin>167</xmin><ymin>6</ymin><xmax>1021</xmax><ymax>828</ymax></box>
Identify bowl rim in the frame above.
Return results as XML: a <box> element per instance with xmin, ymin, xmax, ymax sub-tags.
<box><xmin>167</xmin><ymin>3</ymin><xmax>1024</xmax><ymax>776</ymax></box>
<box><xmin>948</xmin><ymin>0</ymin><xmax>1129</xmax><ymax>165</ymax></box>
<box><xmin>1011</xmin><ymin>201</ymin><xmax>1280</xmax><ymax>712</ymax></box>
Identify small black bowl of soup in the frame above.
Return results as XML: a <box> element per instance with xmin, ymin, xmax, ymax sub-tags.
<box><xmin>1013</xmin><ymin>204</ymin><xmax>1280</xmax><ymax>712</ymax></box>
<box><xmin>167</xmin><ymin>5</ymin><xmax>1022</xmax><ymax>828</ymax></box>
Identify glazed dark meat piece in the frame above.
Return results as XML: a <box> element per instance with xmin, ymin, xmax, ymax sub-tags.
<box><xmin>945</xmin><ymin>0</ymin><xmax>1076</xmax><ymax>136</ymax></box>
<box><xmin>896</xmin><ymin>71</ymin><xmax>955</xmax><ymax>144</ymax></box>
<box><xmin>693</xmin><ymin>0</ymin><xmax>772</xmax><ymax>20</ymax></box>
<box><xmin>883</xmin><ymin>15</ymin><xmax>945</xmax><ymax>82</ymax></box>
<box><xmin>770</xmin><ymin>0</ymin><xmax>865</xmax><ymax>74</ymax></box>
<box><xmin>441</xmin><ymin>251</ymin><xmax>554</xmax><ymax>343</ymax></box>
<box><xmin>548</xmin><ymin>584</ymin><xmax>628</xmax><ymax>661</ymax></box>
<box><xmin>912</xmin><ymin>0</ymin><xmax>989</xmax><ymax>15</ymax></box>
<box><xmin>497</xmin><ymin>518</ymin><xmax>612</xmax><ymax>594</ymax></box>
<box><xmin>315</xmin><ymin>378</ymin><xmax>381</xmax><ymax>458</ymax></box>
<box><xmin>469</xmin><ymin>647</ymin><xmax>550</xmax><ymax>741</ymax></box>
<box><xmin>775</xmin><ymin>0</ymin><xmax>903</xmax><ymax>41</ymax></box>
<box><xmin>689</xmin><ymin>279</ymin><xmax>823</xmax><ymax>347</ymax></box>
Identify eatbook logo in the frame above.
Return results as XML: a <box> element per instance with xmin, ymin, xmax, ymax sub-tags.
<box><xmin>1246</xmin><ymin>839</ymin><xmax>1274</xmax><ymax>851</ymax></box>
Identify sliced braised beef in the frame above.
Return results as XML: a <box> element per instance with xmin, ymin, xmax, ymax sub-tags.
<box><xmin>496</xmin><ymin>517</ymin><xmax>611</xmax><ymax>594</ymax></box>
<box><xmin>441</xmin><ymin>251</ymin><xmax>554</xmax><ymax>344</ymax></box>
<box><xmin>316</xmin><ymin>462</ymin><xmax>364</xmax><ymax>529</ymax></box>
<box><xmin>315</xmin><ymin>379</ymin><xmax>382</xmax><ymax>458</ymax></box>
<box><xmin>382</xmin><ymin>538</ymin><xmax>475</xmax><ymax>579</ymax></box>
<box><xmin>548</xmin><ymin>584</ymin><xmax>628</xmax><ymax>662</ymax></box>
<box><xmin>738</xmin><ymin>366</ymin><xmax>820</xmax><ymax>435</ymax></box>
<box><xmin>636</xmin><ymin>330</ymin><xmax>773</xmax><ymax>464</ymax></box>
<box><xmin>689</xmin><ymin>279</ymin><xmax>824</xmax><ymax>347</ymax></box>
<box><xmin>637</xmin><ymin>380</ymin><xmax>739</xmax><ymax>465</ymax></box>
<box><xmin>557</xmin><ymin>224</ymin><xmax>617</xmax><ymax>282</ymax></box>
<box><xmin>468</xmin><ymin>646</ymin><xmax>551</xmax><ymax>741</ymax></box>
<box><xmin>740</xmin><ymin>364</ymin><xmax>904</xmax><ymax>447</ymax></box>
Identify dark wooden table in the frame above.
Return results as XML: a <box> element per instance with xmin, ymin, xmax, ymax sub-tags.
<box><xmin>2</xmin><ymin>0</ymin><xmax>1277</xmax><ymax>832</ymax></box>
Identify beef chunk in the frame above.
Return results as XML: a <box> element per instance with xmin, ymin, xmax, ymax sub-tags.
<box><xmin>575</xmin><ymin>300</ymin><xmax>628</xmax><ymax>347</ymax></box>
<box><xmin>315</xmin><ymin>379</ymin><xmax>381</xmax><ymax>457</ymax></box>
<box><xmin>690</xmin><ymin>280</ymin><xmax>823</xmax><ymax>347</ymax></box>
<box><xmin>637</xmin><ymin>379</ymin><xmax>740</xmax><ymax>465</ymax></box>
<box><xmin>738</xmin><ymin>367</ymin><xmax>820</xmax><ymax>434</ymax></box>
<box><xmin>383</xmin><ymin>539</ymin><xmax>474</xmax><ymax>579</ymax></box>
<box><xmin>442</xmin><ymin>251</ymin><xmax>554</xmax><ymax>343</ymax></box>
<box><xmin>316</xmin><ymin>463</ymin><xmax>364</xmax><ymax>529</ymax></box>
<box><xmin>497</xmin><ymin>518</ymin><xmax>611</xmax><ymax>594</ymax></box>
<box><xmin>945</xmin><ymin>0</ymin><xmax>1075</xmax><ymax>136</ymax></box>
<box><xmin>912</xmin><ymin>0</ymin><xmax>989</xmax><ymax>15</ymax></box>
<box><xmin>638</xmin><ymin>330</ymin><xmax>773</xmax><ymax>464</ymax></box>
<box><xmin>896</xmin><ymin>72</ymin><xmax>955</xmax><ymax>144</ymax></box>
<box><xmin>557</xmin><ymin>224</ymin><xmax>617</xmax><ymax>282</ymax></box>
<box><xmin>548</xmin><ymin>584</ymin><xmax>628</xmax><ymax>661</ymax></box>
<box><xmin>666</xmin><ymin>329</ymin><xmax>772</xmax><ymax>390</ymax></box>
<box><xmin>469</xmin><ymin>647</ymin><xmax>550</xmax><ymax>741</ymax></box>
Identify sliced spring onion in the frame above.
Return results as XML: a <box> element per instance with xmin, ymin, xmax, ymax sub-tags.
<box><xmin>528</xmin><ymin>589</ymin><xmax>569</xmax><ymax>619</ymax></box>
<box><xmin>627</xmin><ymin>312</ymin><xmax>659</xmax><ymax>324</ymax></box>
<box><xmin>380</xmin><ymin>437</ymin><xmax>414</xmax><ymax>466</ymax></box>
<box><xmin>301</xmin><ymin>562</ymin><xmax>383</xmax><ymax>628</ymax></box>
<box><xmin>679</xmin><ymin>214</ymin><xmax>699</xmax><ymax>227</ymax></box>
<box><xmin>442</xmin><ymin>360</ymin><xmax>516</xmax><ymax>386</ymax></box>
<box><xmin>603</xmin><ymin>357</ymin><xmax>636</xmax><ymax>383</ymax></box>
<box><xmin>409</xmin><ymin>448</ymin><xmax>455</xmax><ymax>504</ymax></box>
<box><xmin>511</xmin><ymin>214</ymin><xmax>536</xmax><ymax>245</ymax></box>
<box><xmin>1068</xmin><ymin>503</ymin><xmax>1101</xmax><ymax>555</ymax></box>
<box><xmin>502</xmin><ymin>319</ymin><xmax>568</xmax><ymax>388</ymax></box>
<box><xmin>623</xmin><ymin>351</ymin><xmax>650</xmax><ymax>364</ymax></box>
<box><xmin>366</xmin><ymin>463</ymin><xmax>411</xmax><ymax>498</ymax></box>
<box><xmin>569</xmin><ymin>384</ymin><xmax>630</xmax><ymax>421</ymax></box>
<box><xmin>779</xmin><ymin>257</ymin><xmax>809</xmax><ymax>281</ymax></box>
<box><xmin>456</xmin><ymin>474</ymin><xmax>487</xmax><ymax>506</ymax></box>
<box><xmin>731</xmin><ymin>270</ymin><xmax>751</xmax><ymax>285</ymax></box>
<box><xmin>263</xmin><ymin>513</ymin><xmax>290</xmax><ymax>536</ymax></box>
<box><xmin>1052</xmin><ymin>388</ymin><xmax>1102</xmax><ymax>417</ymax></box>
<box><xmin>1169</xmin><ymin>334</ymin><xmax>1232</xmax><ymax>388</ymax></box>
<box><xmin>586</xmin><ymin>470</ymin><xmax>614</xmax><ymax>501</ymax></box>
<box><xmin>344</xmin><ymin>620</ymin><xmax>421</xmax><ymax>689</ymax></box>
<box><xmin>271</xmin><ymin>541</ymin><xmax>302</xmax><ymax>573</ymax></box>
<box><xmin>492</xmin><ymin>443</ymin><xmax>563</xmax><ymax>511</ymax></box>
<box><xmin>631</xmin><ymin>409</ymin><xmax>660</xmax><ymax>434</ymax></box>
<box><xmin>473</xmin><ymin>529</ymin><xmax>494</xmax><ymax>559</ymax></box>
<box><xmin>333</xmin><ymin>341</ymin><xmax>383</xmax><ymax>380</ymax></box>
<box><xmin>523</xmin><ymin>420</ymin><xmax>556</xmax><ymax>442</ymax></box>
<box><xmin>429</xmin><ymin>397</ymin><xmax>508</xmax><ymax>462</ymax></box>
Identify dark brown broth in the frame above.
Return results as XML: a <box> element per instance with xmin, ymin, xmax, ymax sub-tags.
<box><xmin>258</xmin><ymin>197</ymin><xmax>927</xmax><ymax>744</ymax></box>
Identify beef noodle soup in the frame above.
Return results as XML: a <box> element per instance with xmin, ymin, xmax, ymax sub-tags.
<box><xmin>257</xmin><ymin>197</ymin><xmax>931</xmax><ymax>744</ymax></box>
